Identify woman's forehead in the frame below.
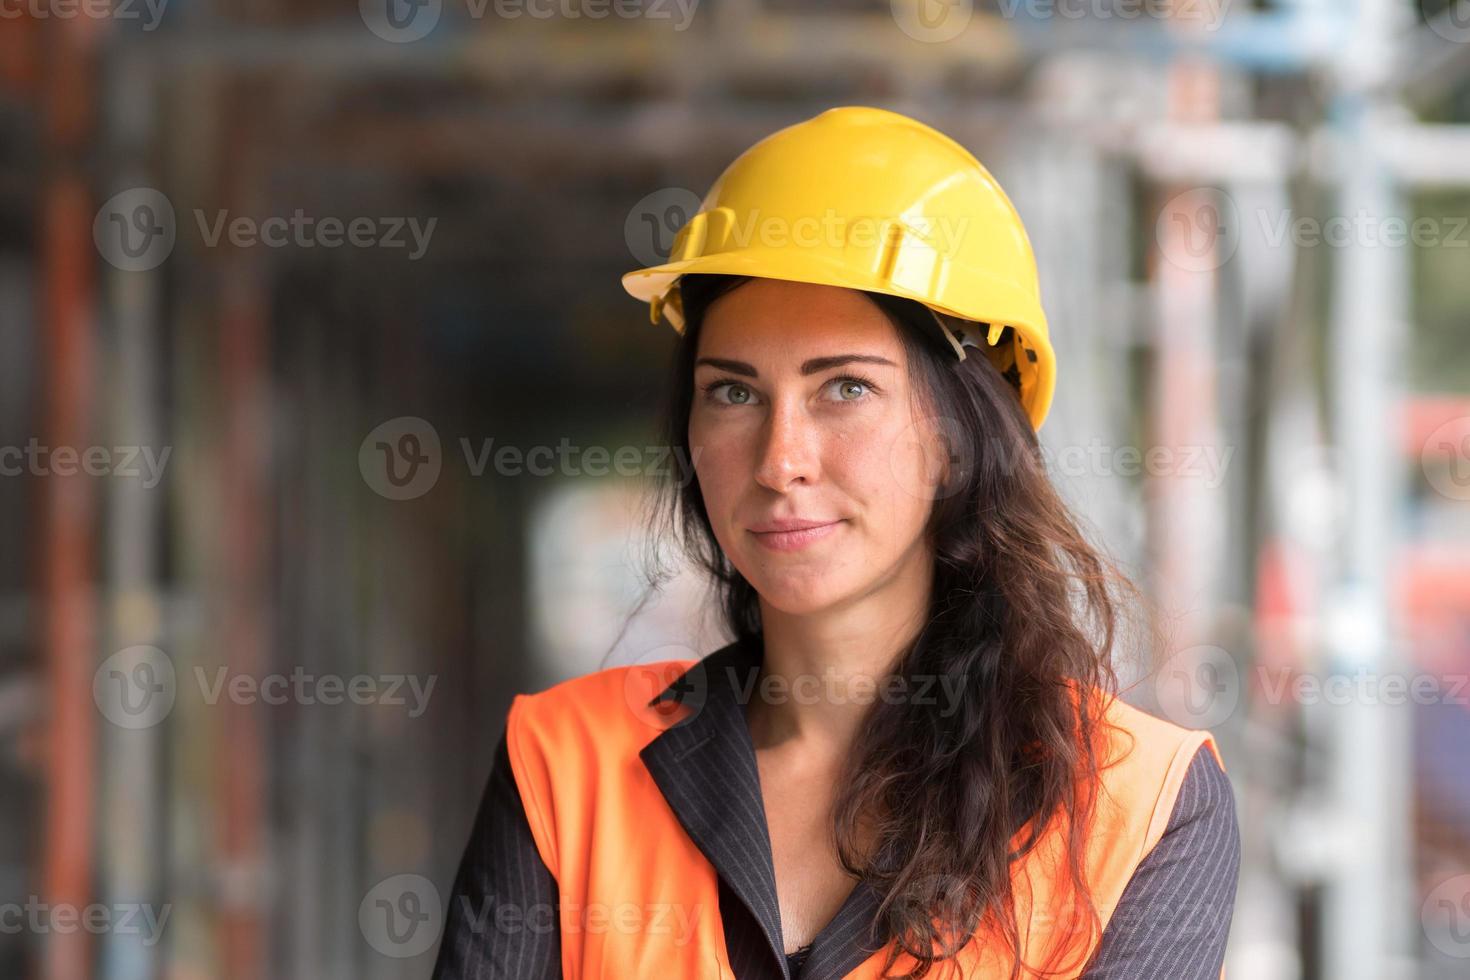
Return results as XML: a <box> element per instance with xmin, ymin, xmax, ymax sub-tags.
<box><xmin>698</xmin><ymin>279</ymin><xmax>902</xmax><ymax>358</ymax></box>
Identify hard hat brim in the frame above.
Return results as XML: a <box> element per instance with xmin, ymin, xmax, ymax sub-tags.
<box><xmin>621</xmin><ymin>248</ymin><xmax>1056</xmax><ymax>430</ymax></box>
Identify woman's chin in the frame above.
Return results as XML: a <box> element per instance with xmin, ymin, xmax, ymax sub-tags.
<box><xmin>748</xmin><ymin>574</ymin><xmax>854</xmax><ymax>618</ymax></box>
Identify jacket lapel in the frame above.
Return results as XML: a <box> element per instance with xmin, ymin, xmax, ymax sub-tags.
<box><xmin>638</xmin><ymin>636</ymin><xmax>893</xmax><ymax>980</ymax></box>
<box><xmin>639</xmin><ymin>637</ymin><xmax>790</xmax><ymax>978</ymax></box>
<box><xmin>800</xmin><ymin>878</ymin><xmax>891</xmax><ymax>980</ymax></box>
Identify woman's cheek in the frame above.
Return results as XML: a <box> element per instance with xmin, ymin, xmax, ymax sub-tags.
<box><xmin>691</xmin><ymin>439</ymin><xmax>744</xmax><ymax>518</ymax></box>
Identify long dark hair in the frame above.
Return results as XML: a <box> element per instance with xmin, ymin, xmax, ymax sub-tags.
<box><xmin>643</xmin><ymin>273</ymin><xmax>1134</xmax><ymax>980</ymax></box>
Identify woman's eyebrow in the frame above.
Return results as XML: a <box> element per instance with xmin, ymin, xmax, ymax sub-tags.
<box><xmin>694</xmin><ymin>354</ymin><xmax>897</xmax><ymax>377</ymax></box>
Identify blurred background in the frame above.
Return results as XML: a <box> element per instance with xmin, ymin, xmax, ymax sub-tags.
<box><xmin>3</xmin><ymin>0</ymin><xmax>1470</xmax><ymax>978</ymax></box>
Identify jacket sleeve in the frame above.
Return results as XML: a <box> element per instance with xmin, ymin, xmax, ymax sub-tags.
<box><xmin>431</xmin><ymin>726</ymin><xmax>563</xmax><ymax>980</ymax></box>
<box><xmin>1080</xmin><ymin>744</ymin><xmax>1241</xmax><ymax>979</ymax></box>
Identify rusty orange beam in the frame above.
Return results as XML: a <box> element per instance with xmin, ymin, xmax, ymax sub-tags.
<box><xmin>212</xmin><ymin>83</ymin><xmax>269</xmax><ymax>978</ymax></box>
<box><xmin>0</xmin><ymin>12</ymin><xmax>38</xmax><ymax>93</ymax></box>
<box><xmin>39</xmin><ymin>14</ymin><xmax>100</xmax><ymax>980</ymax></box>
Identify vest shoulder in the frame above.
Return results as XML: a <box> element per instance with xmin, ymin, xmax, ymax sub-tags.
<box><xmin>507</xmin><ymin>658</ymin><xmax>701</xmax><ymax>747</ymax></box>
<box><xmin>1095</xmin><ymin>690</ymin><xmax>1225</xmax><ymax>773</ymax></box>
<box><xmin>1084</xmin><ymin>688</ymin><xmax>1227</xmax><ymax>858</ymax></box>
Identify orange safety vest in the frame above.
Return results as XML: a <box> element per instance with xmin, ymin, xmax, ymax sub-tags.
<box><xmin>504</xmin><ymin>652</ymin><xmax>1225</xmax><ymax>979</ymax></box>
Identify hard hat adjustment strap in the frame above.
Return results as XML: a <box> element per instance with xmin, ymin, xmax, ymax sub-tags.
<box><xmin>927</xmin><ymin>307</ymin><xmax>995</xmax><ymax>361</ymax></box>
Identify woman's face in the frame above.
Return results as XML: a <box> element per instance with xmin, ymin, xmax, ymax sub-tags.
<box><xmin>688</xmin><ymin>278</ymin><xmax>946</xmax><ymax>617</ymax></box>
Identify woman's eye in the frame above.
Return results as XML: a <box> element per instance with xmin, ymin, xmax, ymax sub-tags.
<box><xmin>708</xmin><ymin>381</ymin><xmax>756</xmax><ymax>405</ymax></box>
<box><xmin>826</xmin><ymin>377</ymin><xmax>874</xmax><ymax>402</ymax></box>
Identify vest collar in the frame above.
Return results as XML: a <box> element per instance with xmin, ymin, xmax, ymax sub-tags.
<box><xmin>638</xmin><ymin>636</ymin><xmax>892</xmax><ymax>980</ymax></box>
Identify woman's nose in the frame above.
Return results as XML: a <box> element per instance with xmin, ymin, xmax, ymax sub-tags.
<box><xmin>752</xmin><ymin>403</ymin><xmax>819</xmax><ymax>492</ymax></box>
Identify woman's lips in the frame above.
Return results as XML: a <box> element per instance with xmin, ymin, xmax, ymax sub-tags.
<box><xmin>748</xmin><ymin>520</ymin><xmax>844</xmax><ymax>552</ymax></box>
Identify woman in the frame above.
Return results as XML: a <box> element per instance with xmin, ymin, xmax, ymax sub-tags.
<box><xmin>432</xmin><ymin>107</ymin><xmax>1239</xmax><ymax>980</ymax></box>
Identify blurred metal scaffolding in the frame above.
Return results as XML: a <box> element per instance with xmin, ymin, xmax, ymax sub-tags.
<box><xmin>3</xmin><ymin>1</ymin><xmax>1470</xmax><ymax>978</ymax></box>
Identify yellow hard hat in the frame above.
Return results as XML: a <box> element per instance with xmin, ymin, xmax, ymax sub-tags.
<box><xmin>621</xmin><ymin>105</ymin><xmax>1057</xmax><ymax>431</ymax></box>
